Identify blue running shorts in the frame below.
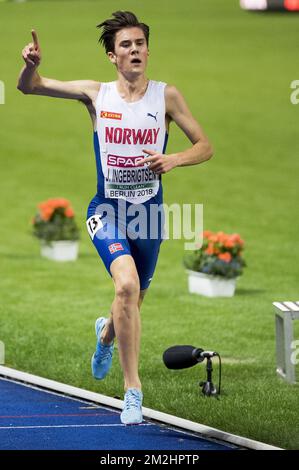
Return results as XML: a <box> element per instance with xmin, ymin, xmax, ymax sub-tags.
<box><xmin>86</xmin><ymin>194</ymin><xmax>165</xmax><ymax>290</ymax></box>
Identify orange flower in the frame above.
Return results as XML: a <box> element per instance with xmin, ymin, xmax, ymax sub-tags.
<box><xmin>39</xmin><ymin>198</ymin><xmax>70</xmax><ymax>210</ymax></box>
<box><xmin>204</xmin><ymin>243</ymin><xmax>220</xmax><ymax>255</ymax></box>
<box><xmin>218</xmin><ymin>252</ymin><xmax>232</xmax><ymax>263</ymax></box>
<box><xmin>230</xmin><ymin>233</ymin><xmax>244</xmax><ymax>247</ymax></box>
<box><xmin>38</xmin><ymin>202</ymin><xmax>48</xmax><ymax>210</ymax></box>
<box><xmin>216</xmin><ymin>231</ymin><xmax>228</xmax><ymax>244</ymax></box>
<box><xmin>51</xmin><ymin>198</ymin><xmax>70</xmax><ymax>209</ymax></box>
<box><xmin>205</xmin><ymin>243</ymin><xmax>215</xmax><ymax>255</ymax></box>
<box><xmin>37</xmin><ymin>198</ymin><xmax>74</xmax><ymax>220</ymax></box>
<box><xmin>224</xmin><ymin>236</ymin><xmax>236</xmax><ymax>249</ymax></box>
<box><xmin>209</xmin><ymin>234</ymin><xmax>218</xmax><ymax>243</ymax></box>
<box><xmin>202</xmin><ymin>230</ymin><xmax>244</xmax><ymax>256</ymax></box>
<box><xmin>203</xmin><ymin>230</ymin><xmax>213</xmax><ymax>239</ymax></box>
<box><xmin>65</xmin><ymin>207</ymin><xmax>75</xmax><ymax>218</ymax></box>
<box><xmin>40</xmin><ymin>207</ymin><xmax>54</xmax><ymax>221</ymax></box>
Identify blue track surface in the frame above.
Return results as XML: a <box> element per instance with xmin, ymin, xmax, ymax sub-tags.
<box><xmin>0</xmin><ymin>377</ymin><xmax>236</xmax><ymax>450</ymax></box>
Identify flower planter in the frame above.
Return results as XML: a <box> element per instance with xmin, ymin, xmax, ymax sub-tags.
<box><xmin>40</xmin><ymin>241</ymin><xmax>79</xmax><ymax>262</ymax></box>
<box><xmin>187</xmin><ymin>270</ymin><xmax>237</xmax><ymax>297</ymax></box>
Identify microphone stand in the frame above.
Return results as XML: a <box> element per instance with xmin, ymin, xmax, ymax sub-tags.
<box><xmin>199</xmin><ymin>355</ymin><xmax>218</xmax><ymax>397</ymax></box>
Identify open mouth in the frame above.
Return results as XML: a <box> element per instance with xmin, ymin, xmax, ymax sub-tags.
<box><xmin>131</xmin><ymin>58</ymin><xmax>142</xmax><ymax>64</ymax></box>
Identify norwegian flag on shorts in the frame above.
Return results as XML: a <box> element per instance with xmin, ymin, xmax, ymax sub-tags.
<box><xmin>108</xmin><ymin>242</ymin><xmax>124</xmax><ymax>254</ymax></box>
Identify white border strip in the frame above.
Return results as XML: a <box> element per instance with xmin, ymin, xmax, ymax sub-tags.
<box><xmin>0</xmin><ymin>366</ymin><xmax>282</xmax><ymax>450</ymax></box>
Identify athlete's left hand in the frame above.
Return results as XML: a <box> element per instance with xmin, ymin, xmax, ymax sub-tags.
<box><xmin>140</xmin><ymin>149</ymin><xmax>178</xmax><ymax>174</ymax></box>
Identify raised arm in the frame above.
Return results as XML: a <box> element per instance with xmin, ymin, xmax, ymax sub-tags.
<box><xmin>17</xmin><ymin>30</ymin><xmax>99</xmax><ymax>102</ymax></box>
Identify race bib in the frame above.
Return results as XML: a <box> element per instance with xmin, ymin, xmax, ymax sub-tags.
<box><xmin>86</xmin><ymin>215</ymin><xmax>103</xmax><ymax>240</ymax></box>
<box><xmin>104</xmin><ymin>153</ymin><xmax>160</xmax><ymax>203</ymax></box>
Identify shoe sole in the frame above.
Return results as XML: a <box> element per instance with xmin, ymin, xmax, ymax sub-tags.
<box><xmin>123</xmin><ymin>422</ymin><xmax>143</xmax><ymax>426</ymax></box>
<box><xmin>121</xmin><ymin>416</ymin><xmax>143</xmax><ymax>425</ymax></box>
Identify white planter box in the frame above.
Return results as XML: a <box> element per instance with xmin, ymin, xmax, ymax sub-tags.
<box><xmin>40</xmin><ymin>241</ymin><xmax>79</xmax><ymax>262</ymax></box>
<box><xmin>187</xmin><ymin>270</ymin><xmax>237</xmax><ymax>297</ymax></box>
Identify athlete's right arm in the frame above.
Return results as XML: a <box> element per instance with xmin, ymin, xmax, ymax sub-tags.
<box><xmin>17</xmin><ymin>30</ymin><xmax>99</xmax><ymax>102</ymax></box>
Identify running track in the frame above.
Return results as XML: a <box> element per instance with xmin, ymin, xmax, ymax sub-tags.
<box><xmin>0</xmin><ymin>377</ymin><xmax>236</xmax><ymax>450</ymax></box>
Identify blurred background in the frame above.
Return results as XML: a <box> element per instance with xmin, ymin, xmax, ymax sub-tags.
<box><xmin>0</xmin><ymin>0</ymin><xmax>298</xmax><ymax>449</ymax></box>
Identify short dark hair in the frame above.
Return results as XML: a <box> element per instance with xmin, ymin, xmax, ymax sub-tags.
<box><xmin>97</xmin><ymin>11</ymin><xmax>149</xmax><ymax>54</ymax></box>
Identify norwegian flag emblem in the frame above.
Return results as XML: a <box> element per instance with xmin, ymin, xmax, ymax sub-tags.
<box><xmin>108</xmin><ymin>243</ymin><xmax>124</xmax><ymax>254</ymax></box>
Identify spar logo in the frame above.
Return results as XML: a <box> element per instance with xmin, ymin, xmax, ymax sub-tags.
<box><xmin>108</xmin><ymin>242</ymin><xmax>124</xmax><ymax>254</ymax></box>
<box><xmin>100</xmin><ymin>110</ymin><xmax>122</xmax><ymax>120</ymax></box>
<box><xmin>107</xmin><ymin>154</ymin><xmax>144</xmax><ymax>168</ymax></box>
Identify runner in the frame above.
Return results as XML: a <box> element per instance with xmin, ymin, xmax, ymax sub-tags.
<box><xmin>18</xmin><ymin>11</ymin><xmax>213</xmax><ymax>425</ymax></box>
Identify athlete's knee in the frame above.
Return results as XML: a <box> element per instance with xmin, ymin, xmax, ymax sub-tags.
<box><xmin>115</xmin><ymin>277</ymin><xmax>140</xmax><ymax>302</ymax></box>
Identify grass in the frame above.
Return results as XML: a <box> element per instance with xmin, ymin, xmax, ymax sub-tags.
<box><xmin>0</xmin><ymin>0</ymin><xmax>299</xmax><ymax>449</ymax></box>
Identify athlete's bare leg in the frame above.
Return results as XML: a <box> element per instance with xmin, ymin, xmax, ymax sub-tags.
<box><xmin>100</xmin><ymin>264</ymin><xmax>147</xmax><ymax>387</ymax></box>
<box><xmin>101</xmin><ymin>288</ymin><xmax>146</xmax><ymax>352</ymax></box>
<box><xmin>135</xmin><ymin>289</ymin><xmax>146</xmax><ymax>363</ymax></box>
<box><xmin>105</xmin><ymin>255</ymin><xmax>142</xmax><ymax>391</ymax></box>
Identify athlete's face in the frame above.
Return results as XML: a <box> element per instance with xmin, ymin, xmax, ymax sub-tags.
<box><xmin>108</xmin><ymin>27</ymin><xmax>149</xmax><ymax>76</ymax></box>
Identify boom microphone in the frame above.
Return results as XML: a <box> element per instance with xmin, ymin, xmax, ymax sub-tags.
<box><xmin>162</xmin><ymin>345</ymin><xmax>213</xmax><ymax>369</ymax></box>
<box><xmin>163</xmin><ymin>345</ymin><xmax>221</xmax><ymax>397</ymax></box>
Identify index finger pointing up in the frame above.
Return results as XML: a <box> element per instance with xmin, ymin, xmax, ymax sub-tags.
<box><xmin>31</xmin><ymin>29</ymin><xmax>40</xmax><ymax>49</ymax></box>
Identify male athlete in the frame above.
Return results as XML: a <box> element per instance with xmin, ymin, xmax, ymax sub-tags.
<box><xmin>18</xmin><ymin>11</ymin><xmax>213</xmax><ymax>425</ymax></box>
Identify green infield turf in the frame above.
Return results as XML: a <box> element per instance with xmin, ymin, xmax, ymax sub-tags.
<box><xmin>0</xmin><ymin>0</ymin><xmax>298</xmax><ymax>449</ymax></box>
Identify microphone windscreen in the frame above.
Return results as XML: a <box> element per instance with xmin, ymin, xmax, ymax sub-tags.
<box><xmin>163</xmin><ymin>345</ymin><xmax>204</xmax><ymax>370</ymax></box>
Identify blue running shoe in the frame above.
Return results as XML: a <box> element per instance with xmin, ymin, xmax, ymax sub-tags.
<box><xmin>120</xmin><ymin>388</ymin><xmax>143</xmax><ymax>425</ymax></box>
<box><xmin>91</xmin><ymin>317</ymin><xmax>114</xmax><ymax>380</ymax></box>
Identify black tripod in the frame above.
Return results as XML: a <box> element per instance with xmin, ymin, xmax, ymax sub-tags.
<box><xmin>199</xmin><ymin>354</ymin><xmax>221</xmax><ymax>397</ymax></box>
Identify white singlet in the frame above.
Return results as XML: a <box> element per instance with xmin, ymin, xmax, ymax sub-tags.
<box><xmin>94</xmin><ymin>80</ymin><xmax>168</xmax><ymax>204</ymax></box>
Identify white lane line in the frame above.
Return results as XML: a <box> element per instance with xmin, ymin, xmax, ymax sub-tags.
<box><xmin>0</xmin><ymin>423</ymin><xmax>152</xmax><ymax>430</ymax></box>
